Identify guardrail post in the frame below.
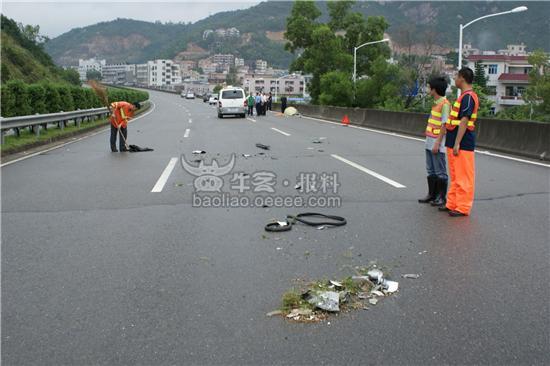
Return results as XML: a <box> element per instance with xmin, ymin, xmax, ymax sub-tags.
<box><xmin>14</xmin><ymin>127</ymin><xmax>20</xmax><ymax>137</ymax></box>
<box><xmin>34</xmin><ymin>124</ymin><xmax>40</xmax><ymax>137</ymax></box>
<box><xmin>77</xmin><ymin>118</ymin><xmax>81</xmax><ymax>128</ymax></box>
<box><xmin>60</xmin><ymin>121</ymin><xmax>64</xmax><ymax>131</ymax></box>
<box><xmin>42</xmin><ymin>123</ymin><xmax>47</xmax><ymax>131</ymax></box>
<box><xmin>1</xmin><ymin>130</ymin><xmax>4</xmax><ymax>145</ymax></box>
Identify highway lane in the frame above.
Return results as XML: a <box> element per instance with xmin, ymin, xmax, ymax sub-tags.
<box><xmin>2</xmin><ymin>89</ymin><xmax>549</xmax><ymax>365</ymax></box>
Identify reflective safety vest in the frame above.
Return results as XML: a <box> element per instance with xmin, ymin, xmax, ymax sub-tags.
<box><xmin>425</xmin><ymin>98</ymin><xmax>450</xmax><ymax>138</ymax></box>
<box><xmin>110</xmin><ymin>101</ymin><xmax>134</xmax><ymax>128</ymax></box>
<box><xmin>447</xmin><ymin>90</ymin><xmax>479</xmax><ymax>131</ymax></box>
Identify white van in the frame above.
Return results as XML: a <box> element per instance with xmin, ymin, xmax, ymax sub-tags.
<box><xmin>217</xmin><ymin>87</ymin><xmax>246</xmax><ymax>118</ymax></box>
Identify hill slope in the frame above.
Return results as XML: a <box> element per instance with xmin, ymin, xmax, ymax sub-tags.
<box><xmin>44</xmin><ymin>1</ymin><xmax>550</xmax><ymax>68</ymax></box>
<box><xmin>1</xmin><ymin>15</ymin><xmax>75</xmax><ymax>84</ymax></box>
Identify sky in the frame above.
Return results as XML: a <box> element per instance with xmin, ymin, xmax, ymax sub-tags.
<box><xmin>1</xmin><ymin>1</ymin><xmax>260</xmax><ymax>38</ymax></box>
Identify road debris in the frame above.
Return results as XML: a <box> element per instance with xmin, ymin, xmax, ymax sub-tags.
<box><xmin>312</xmin><ymin>139</ymin><xmax>323</xmax><ymax>144</ymax></box>
<box><xmin>272</xmin><ymin>264</ymin><xmax>399</xmax><ymax>323</ymax></box>
<box><xmin>402</xmin><ymin>274</ymin><xmax>421</xmax><ymax>279</ymax></box>
<box><xmin>192</xmin><ymin>150</ymin><xmax>206</xmax><ymax>154</ymax></box>
<box><xmin>255</xmin><ymin>143</ymin><xmax>270</xmax><ymax>150</ymax></box>
<box><xmin>242</xmin><ymin>154</ymin><xmax>251</xmax><ymax>158</ymax></box>
<box><xmin>294</xmin><ymin>184</ymin><xmax>302</xmax><ymax>190</ymax></box>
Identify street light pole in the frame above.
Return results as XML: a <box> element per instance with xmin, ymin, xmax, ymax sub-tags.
<box><xmin>456</xmin><ymin>6</ymin><xmax>527</xmax><ymax>97</ymax></box>
<box><xmin>353</xmin><ymin>38</ymin><xmax>390</xmax><ymax>101</ymax></box>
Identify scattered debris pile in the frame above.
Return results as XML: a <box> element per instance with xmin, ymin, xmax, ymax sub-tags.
<box><xmin>269</xmin><ymin>265</ymin><xmax>399</xmax><ymax>323</ymax></box>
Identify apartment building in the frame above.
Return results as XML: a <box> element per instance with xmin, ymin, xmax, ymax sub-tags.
<box><xmin>77</xmin><ymin>58</ymin><xmax>106</xmax><ymax>81</ymax></box>
<box><xmin>466</xmin><ymin>54</ymin><xmax>532</xmax><ymax>113</ymax></box>
<box><xmin>242</xmin><ymin>73</ymin><xmax>307</xmax><ymax>97</ymax></box>
<box><xmin>147</xmin><ymin>59</ymin><xmax>182</xmax><ymax>87</ymax></box>
<box><xmin>255</xmin><ymin>60</ymin><xmax>267</xmax><ymax>74</ymax></box>
<box><xmin>102</xmin><ymin>63</ymin><xmax>136</xmax><ymax>84</ymax></box>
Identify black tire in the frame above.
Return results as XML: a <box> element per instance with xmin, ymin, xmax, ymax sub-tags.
<box><xmin>240</xmin><ymin>114</ymin><xmax>246</xmax><ymax>118</ymax></box>
<box><xmin>218</xmin><ymin>113</ymin><xmax>223</xmax><ymax>119</ymax></box>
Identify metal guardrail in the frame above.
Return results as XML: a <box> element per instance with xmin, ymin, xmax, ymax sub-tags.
<box><xmin>0</xmin><ymin>107</ymin><xmax>111</xmax><ymax>143</ymax></box>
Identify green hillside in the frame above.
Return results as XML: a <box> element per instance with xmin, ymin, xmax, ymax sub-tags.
<box><xmin>43</xmin><ymin>1</ymin><xmax>550</xmax><ymax>68</ymax></box>
<box><xmin>1</xmin><ymin>15</ymin><xmax>79</xmax><ymax>84</ymax></box>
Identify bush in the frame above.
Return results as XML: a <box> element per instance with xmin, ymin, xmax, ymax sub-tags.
<box><xmin>70</xmin><ymin>86</ymin><xmax>87</xmax><ymax>109</ymax></box>
<box><xmin>56</xmin><ymin>84</ymin><xmax>75</xmax><ymax>112</ymax></box>
<box><xmin>6</xmin><ymin>80</ymin><xmax>32</xmax><ymax>116</ymax></box>
<box><xmin>41</xmin><ymin>82</ymin><xmax>62</xmax><ymax>113</ymax></box>
<box><xmin>27</xmin><ymin>84</ymin><xmax>47</xmax><ymax>114</ymax></box>
<box><xmin>319</xmin><ymin>71</ymin><xmax>353</xmax><ymax>107</ymax></box>
<box><xmin>0</xmin><ymin>84</ymin><xmax>16</xmax><ymax>117</ymax></box>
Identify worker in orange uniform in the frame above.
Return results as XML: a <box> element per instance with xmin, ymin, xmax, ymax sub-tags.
<box><xmin>110</xmin><ymin>101</ymin><xmax>138</xmax><ymax>152</ymax></box>
<box><xmin>439</xmin><ymin>67</ymin><xmax>479</xmax><ymax>217</ymax></box>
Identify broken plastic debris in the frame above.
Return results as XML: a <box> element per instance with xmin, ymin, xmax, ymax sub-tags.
<box><xmin>330</xmin><ymin>280</ymin><xmax>343</xmax><ymax>288</ymax></box>
<box><xmin>192</xmin><ymin>150</ymin><xmax>206</xmax><ymax>154</ymax></box>
<box><xmin>371</xmin><ymin>290</ymin><xmax>385</xmax><ymax>297</ymax></box>
<box><xmin>402</xmin><ymin>274</ymin><xmax>421</xmax><ymax>279</ymax></box>
<box><xmin>266</xmin><ymin>310</ymin><xmax>283</xmax><ymax>317</ymax></box>
<box><xmin>317</xmin><ymin>225</ymin><xmax>327</xmax><ymax>230</ymax></box>
<box><xmin>294</xmin><ymin>184</ymin><xmax>302</xmax><ymax>190</ymax></box>
<box><xmin>242</xmin><ymin>154</ymin><xmax>251</xmax><ymax>158</ymax></box>
<box><xmin>304</xmin><ymin>291</ymin><xmax>340</xmax><ymax>312</ymax></box>
<box><xmin>277</xmin><ymin>221</ymin><xmax>289</xmax><ymax>227</ymax></box>
<box><xmin>255</xmin><ymin>143</ymin><xmax>270</xmax><ymax>150</ymax></box>
<box><xmin>382</xmin><ymin>280</ymin><xmax>399</xmax><ymax>293</ymax></box>
<box><xmin>312</xmin><ymin>140</ymin><xmax>322</xmax><ymax>144</ymax></box>
<box><xmin>368</xmin><ymin>298</ymin><xmax>378</xmax><ymax>305</ymax></box>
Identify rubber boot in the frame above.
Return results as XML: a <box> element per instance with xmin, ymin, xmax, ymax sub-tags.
<box><xmin>431</xmin><ymin>178</ymin><xmax>448</xmax><ymax>207</ymax></box>
<box><xmin>418</xmin><ymin>176</ymin><xmax>437</xmax><ymax>203</ymax></box>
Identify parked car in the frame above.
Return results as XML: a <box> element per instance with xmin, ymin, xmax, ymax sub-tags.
<box><xmin>203</xmin><ymin>94</ymin><xmax>211</xmax><ymax>103</ymax></box>
<box><xmin>208</xmin><ymin>96</ymin><xmax>218</xmax><ymax>105</ymax></box>
<box><xmin>180</xmin><ymin>91</ymin><xmax>186</xmax><ymax>98</ymax></box>
<box><xmin>217</xmin><ymin>87</ymin><xmax>246</xmax><ymax>118</ymax></box>
<box><xmin>185</xmin><ymin>92</ymin><xmax>195</xmax><ymax>99</ymax></box>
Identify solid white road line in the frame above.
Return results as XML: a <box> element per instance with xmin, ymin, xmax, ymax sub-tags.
<box><xmin>184</xmin><ymin>128</ymin><xmax>190</xmax><ymax>138</ymax></box>
<box><xmin>301</xmin><ymin>115</ymin><xmax>550</xmax><ymax>168</ymax></box>
<box><xmin>151</xmin><ymin>157</ymin><xmax>178</xmax><ymax>193</ymax></box>
<box><xmin>271</xmin><ymin>127</ymin><xmax>291</xmax><ymax>136</ymax></box>
<box><xmin>246</xmin><ymin>117</ymin><xmax>256</xmax><ymax>123</ymax></box>
<box><xmin>1</xmin><ymin>101</ymin><xmax>157</xmax><ymax>168</ymax></box>
<box><xmin>331</xmin><ymin>154</ymin><xmax>406</xmax><ymax>188</ymax></box>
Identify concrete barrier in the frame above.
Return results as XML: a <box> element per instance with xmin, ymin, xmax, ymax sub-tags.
<box><xmin>277</xmin><ymin>103</ymin><xmax>550</xmax><ymax>161</ymax></box>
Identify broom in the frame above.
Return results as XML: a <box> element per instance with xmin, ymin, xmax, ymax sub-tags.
<box><xmin>88</xmin><ymin>80</ymin><xmax>129</xmax><ymax>150</ymax></box>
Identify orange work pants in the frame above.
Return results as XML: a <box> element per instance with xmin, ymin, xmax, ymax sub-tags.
<box><xmin>446</xmin><ymin>148</ymin><xmax>475</xmax><ymax>215</ymax></box>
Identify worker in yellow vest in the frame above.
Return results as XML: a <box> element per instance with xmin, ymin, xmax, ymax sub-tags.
<box><xmin>418</xmin><ymin>77</ymin><xmax>450</xmax><ymax>207</ymax></box>
<box><xmin>439</xmin><ymin>67</ymin><xmax>479</xmax><ymax>216</ymax></box>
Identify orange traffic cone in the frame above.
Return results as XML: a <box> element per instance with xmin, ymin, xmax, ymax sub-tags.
<box><xmin>342</xmin><ymin>114</ymin><xmax>350</xmax><ymax>126</ymax></box>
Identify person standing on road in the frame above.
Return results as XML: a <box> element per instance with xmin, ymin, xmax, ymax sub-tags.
<box><xmin>418</xmin><ymin>77</ymin><xmax>450</xmax><ymax>207</ymax></box>
<box><xmin>110</xmin><ymin>101</ymin><xmax>137</xmax><ymax>152</ymax></box>
<box><xmin>440</xmin><ymin>67</ymin><xmax>479</xmax><ymax>217</ymax></box>
<box><xmin>247</xmin><ymin>93</ymin><xmax>255</xmax><ymax>116</ymax></box>
<box><xmin>261</xmin><ymin>92</ymin><xmax>268</xmax><ymax>115</ymax></box>
<box><xmin>267</xmin><ymin>92</ymin><xmax>273</xmax><ymax>112</ymax></box>
<box><xmin>281</xmin><ymin>96</ymin><xmax>287</xmax><ymax>113</ymax></box>
<box><xmin>255</xmin><ymin>92</ymin><xmax>262</xmax><ymax>117</ymax></box>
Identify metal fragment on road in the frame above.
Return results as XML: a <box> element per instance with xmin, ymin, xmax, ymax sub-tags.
<box><xmin>367</xmin><ymin>269</ymin><xmax>384</xmax><ymax>284</ymax></box>
<box><xmin>255</xmin><ymin>143</ymin><xmax>270</xmax><ymax>150</ymax></box>
<box><xmin>242</xmin><ymin>154</ymin><xmax>251</xmax><ymax>158</ymax></box>
<box><xmin>192</xmin><ymin>150</ymin><xmax>206</xmax><ymax>154</ymax></box>
<box><xmin>294</xmin><ymin>184</ymin><xmax>302</xmax><ymax>190</ymax></box>
<box><xmin>402</xmin><ymin>274</ymin><xmax>421</xmax><ymax>279</ymax></box>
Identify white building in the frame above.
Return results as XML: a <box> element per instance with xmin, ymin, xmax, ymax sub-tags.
<box><xmin>227</xmin><ymin>27</ymin><xmax>240</xmax><ymax>37</ymax></box>
<box><xmin>212</xmin><ymin>54</ymin><xmax>234</xmax><ymax>66</ymax></box>
<box><xmin>255</xmin><ymin>59</ymin><xmax>267</xmax><ymax>74</ymax></box>
<box><xmin>147</xmin><ymin>59</ymin><xmax>182</xmax><ymax>87</ymax></box>
<box><xmin>497</xmin><ymin>43</ymin><xmax>528</xmax><ymax>57</ymax></box>
<box><xmin>136</xmin><ymin>64</ymin><xmax>149</xmax><ymax>85</ymax></box>
<box><xmin>235</xmin><ymin>58</ymin><xmax>245</xmax><ymax>67</ymax></box>
<box><xmin>466</xmin><ymin>54</ymin><xmax>533</xmax><ymax>113</ymax></box>
<box><xmin>242</xmin><ymin>73</ymin><xmax>307</xmax><ymax>98</ymax></box>
<box><xmin>102</xmin><ymin>63</ymin><xmax>136</xmax><ymax>84</ymax></box>
<box><xmin>77</xmin><ymin>58</ymin><xmax>106</xmax><ymax>81</ymax></box>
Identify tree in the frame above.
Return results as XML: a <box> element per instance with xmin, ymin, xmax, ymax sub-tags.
<box><xmin>284</xmin><ymin>0</ymin><xmax>321</xmax><ymax>53</ymax></box>
<box><xmin>213</xmin><ymin>84</ymin><xmax>223</xmax><ymax>94</ymax></box>
<box><xmin>472</xmin><ymin>84</ymin><xmax>493</xmax><ymax>118</ymax></box>
<box><xmin>319</xmin><ymin>71</ymin><xmax>353</xmax><ymax>107</ymax></box>
<box><xmin>355</xmin><ymin>56</ymin><xmax>402</xmax><ymax>109</ymax></box>
<box><xmin>61</xmin><ymin>68</ymin><xmax>81</xmax><ymax>86</ymax></box>
<box><xmin>473</xmin><ymin>61</ymin><xmax>487</xmax><ymax>90</ymax></box>
<box><xmin>86</xmin><ymin>70</ymin><xmax>102</xmax><ymax>81</ymax></box>
<box><xmin>327</xmin><ymin>1</ymin><xmax>355</xmax><ymax>32</ymax></box>
<box><xmin>525</xmin><ymin>49</ymin><xmax>550</xmax><ymax>121</ymax></box>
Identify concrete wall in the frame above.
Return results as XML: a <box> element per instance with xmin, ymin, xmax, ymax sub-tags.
<box><xmin>282</xmin><ymin>103</ymin><xmax>550</xmax><ymax>161</ymax></box>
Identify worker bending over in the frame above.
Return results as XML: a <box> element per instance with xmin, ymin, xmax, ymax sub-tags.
<box><xmin>110</xmin><ymin>101</ymin><xmax>138</xmax><ymax>152</ymax></box>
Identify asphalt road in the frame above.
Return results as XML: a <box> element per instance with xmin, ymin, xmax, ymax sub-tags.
<box><xmin>2</xmin><ymin>90</ymin><xmax>549</xmax><ymax>365</ymax></box>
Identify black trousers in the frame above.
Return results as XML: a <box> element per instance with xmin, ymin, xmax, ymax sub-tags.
<box><xmin>281</xmin><ymin>102</ymin><xmax>287</xmax><ymax>113</ymax></box>
<box><xmin>247</xmin><ymin>105</ymin><xmax>254</xmax><ymax>115</ymax></box>
<box><xmin>110</xmin><ymin>125</ymin><xmax>127</xmax><ymax>151</ymax></box>
<box><xmin>256</xmin><ymin>103</ymin><xmax>262</xmax><ymax>116</ymax></box>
